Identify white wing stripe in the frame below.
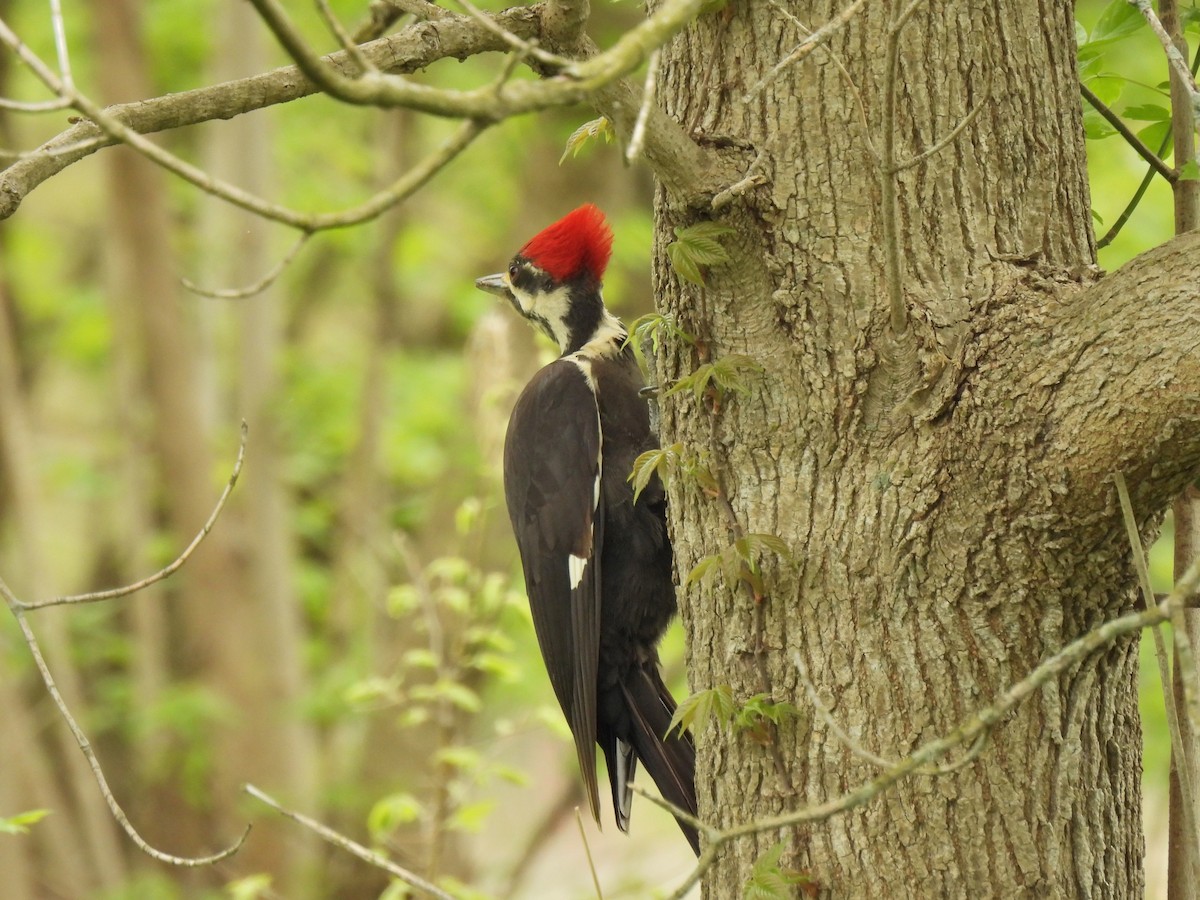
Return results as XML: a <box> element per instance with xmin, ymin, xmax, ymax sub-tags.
<box><xmin>569</xmin><ymin>553</ymin><xmax>588</xmax><ymax>590</ymax></box>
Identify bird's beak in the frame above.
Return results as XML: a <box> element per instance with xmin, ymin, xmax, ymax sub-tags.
<box><xmin>475</xmin><ymin>273</ymin><xmax>511</xmax><ymax>298</ymax></box>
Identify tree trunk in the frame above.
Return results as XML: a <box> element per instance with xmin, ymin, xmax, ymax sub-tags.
<box><xmin>653</xmin><ymin>2</ymin><xmax>1200</xmax><ymax>895</ymax></box>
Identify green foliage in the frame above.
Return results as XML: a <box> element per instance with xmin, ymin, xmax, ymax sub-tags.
<box><xmin>368</xmin><ymin>792</ymin><xmax>424</xmax><ymax>842</ymax></box>
<box><xmin>628</xmin><ymin>442</ymin><xmax>718</xmax><ymax>502</ymax></box>
<box><xmin>560</xmin><ymin>116</ymin><xmax>615</xmax><ymax>164</ymax></box>
<box><xmin>668</xmin><ymin>685</ymin><xmax>800</xmax><ymax>741</ymax></box>
<box><xmin>624</xmin><ymin>311</ymin><xmax>697</xmax><ymax>375</ymax></box>
<box><xmin>687</xmin><ymin>532</ymin><xmax>794</xmax><ymax>598</ymax></box>
<box><xmin>0</xmin><ymin>808</ymin><xmax>51</xmax><ymax>835</ymax></box>
<box><xmin>666</xmin><ymin>222</ymin><xmax>736</xmax><ymax>285</ymax></box>
<box><xmin>224</xmin><ymin>874</ymin><xmax>273</xmax><ymax>900</ymax></box>
<box><xmin>744</xmin><ymin>842</ymin><xmax>811</xmax><ymax>900</ymax></box>
<box><xmin>668</xmin><ymin>684</ymin><xmax>736</xmax><ymax>737</ymax></box>
<box><xmin>665</xmin><ymin>354</ymin><xmax>764</xmax><ymax>401</ymax></box>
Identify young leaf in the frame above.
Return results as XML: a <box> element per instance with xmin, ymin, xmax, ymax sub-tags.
<box><xmin>1123</xmin><ymin>102</ymin><xmax>1171</xmax><ymax>122</ymax></box>
<box><xmin>667</xmin><ymin>684</ymin><xmax>737</xmax><ymax>736</ymax></box>
<box><xmin>1090</xmin><ymin>0</ymin><xmax>1144</xmax><ymax>44</ymax></box>
<box><xmin>0</xmin><ymin>809</ymin><xmax>51</xmax><ymax>835</ymax></box>
<box><xmin>667</xmin><ymin>221</ymin><xmax>736</xmax><ymax>285</ymax></box>
<box><xmin>559</xmin><ymin>117</ymin><xmax>614</xmax><ymax>164</ymax></box>
<box><xmin>686</xmin><ymin>553</ymin><xmax>723</xmax><ymax>586</ymax></box>
<box><xmin>628</xmin><ymin>444</ymin><xmax>677</xmax><ymax>502</ymax></box>
<box><xmin>1180</xmin><ymin>160</ymin><xmax>1200</xmax><ymax>182</ymax></box>
<box><xmin>744</xmin><ymin>841</ymin><xmax>810</xmax><ymax>900</ymax></box>
<box><xmin>734</xmin><ymin>533</ymin><xmax>794</xmax><ymax>566</ymax></box>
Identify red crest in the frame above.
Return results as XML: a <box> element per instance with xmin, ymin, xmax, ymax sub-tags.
<box><xmin>520</xmin><ymin>204</ymin><xmax>614</xmax><ymax>283</ymax></box>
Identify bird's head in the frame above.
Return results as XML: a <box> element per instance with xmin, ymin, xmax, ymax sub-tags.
<box><xmin>477</xmin><ymin>204</ymin><xmax>620</xmax><ymax>355</ymax></box>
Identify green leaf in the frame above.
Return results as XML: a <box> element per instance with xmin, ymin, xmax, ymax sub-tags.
<box><xmin>686</xmin><ymin>553</ymin><xmax>723</xmax><ymax>586</ymax></box>
<box><xmin>559</xmin><ymin>117</ymin><xmax>614</xmax><ymax>164</ymax></box>
<box><xmin>667</xmin><ymin>221</ymin><xmax>736</xmax><ymax>285</ymax></box>
<box><xmin>734</xmin><ymin>533</ymin><xmax>794</xmax><ymax>568</ymax></box>
<box><xmin>1084</xmin><ymin>74</ymin><xmax>1124</xmax><ymax>107</ymax></box>
<box><xmin>628</xmin><ymin>445</ymin><xmax>680</xmax><ymax>503</ymax></box>
<box><xmin>448</xmin><ymin>799</ymin><xmax>496</xmax><ymax>834</ymax></box>
<box><xmin>667</xmin><ymin>240</ymin><xmax>707</xmax><ymax>285</ymax></box>
<box><xmin>0</xmin><ymin>809</ymin><xmax>51</xmax><ymax>835</ymax></box>
<box><xmin>668</xmin><ymin>685</ymin><xmax>737</xmax><ymax>736</ymax></box>
<box><xmin>368</xmin><ymin>792</ymin><xmax>423</xmax><ymax>838</ymax></box>
<box><xmin>434</xmin><ymin>746</ymin><xmax>482</xmax><ymax>771</ymax></box>
<box><xmin>1136</xmin><ymin>121</ymin><xmax>1172</xmax><ymax>155</ymax></box>
<box><xmin>744</xmin><ymin>841</ymin><xmax>810</xmax><ymax>899</ymax></box>
<box><xmin>733</xmin><ymin>694</ymin><xmax>801</xmax><ymax>733</ymax></box>
<box><xmin>402</xmin><ymin>648</ymin><xmax>439</xmax><ymax>670</ymax></box>
<box><xmin>1180</xmin><ymin>160</ymin><xmax>1200</xmax><ymax>181</ymax></box>
<box><xmin>1123</xmin><ymin>102</ymin><xmax>1171</xmax><ymax>122</ymax></box>
<box><xmin>226</xmin><ymin>874</ymin><xmax>273</xmax><ymax>900</ymax></box>
<box><xmin>1082</xmin><ymin>107</ymin><xmax>1117</xmax><ymax>140</ymax></box>
<box><xmin>1090</xmin><ymin>0</ymin><xmax>1145</xmax><ymax>43</ymax></box>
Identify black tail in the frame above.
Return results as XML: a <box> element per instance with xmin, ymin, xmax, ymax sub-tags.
<box><xmin>608</xmin><ymin>666</ymin><xmax>700</xmax><ymax>855</ymax></box>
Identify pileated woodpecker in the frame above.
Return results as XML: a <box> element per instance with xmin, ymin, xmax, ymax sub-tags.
<box><xmin>476</xmin><ymin>205</ymin><xmax>699</xmax><ymax>854</ymax></box>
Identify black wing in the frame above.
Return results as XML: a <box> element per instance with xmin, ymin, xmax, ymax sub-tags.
<box><xmin>503</xmin><ymin>359</ymin><xmax>604</xmax><ymax>821</ymax></box>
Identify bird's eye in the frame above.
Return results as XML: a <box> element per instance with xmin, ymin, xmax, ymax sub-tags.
<box><xmin>508</xmin><ymin>264</ymin><xmax>520</xmax><ymax>281</ymax></box>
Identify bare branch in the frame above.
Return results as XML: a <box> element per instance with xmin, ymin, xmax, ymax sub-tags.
<box><xmin>890</xmin><ymin>67</ymin><xmax>991</xmax><ymax>174</ymax></box>
<box><xmin>743</xmin><ymin>0</ymin><xmax>868</xmax><ymax>102</ymax></box>
<box><xmin>450</xmin><ymin>0</ymin><xmax>570</xmax><ymax>69</ymax></box>
<box><xmin>15</xmin><ymin>423</ymin><xmax>248</xmax><ymax>611</ymax></box>
<box><xmin>0</xmin><ymin>94</ymin><xmax>71</xmax><ymax>112</ymax></box>
<box><xmin>573</xmin><ymin>808</ymin><xmax>604</xmax><ymax>900</ymax></box>
<box><xmin>0</xmin><ymin>583</ymin><xmax>252</xmax><ymax>865</ymax></box>
<box><xmin>0</xmin><ymin>6</ymin><xmax>538</xmax><ymax>219</ymax></box>
<box><xmin>0</xmin><ymin>22</ymin><xmax>488</xmax><ymax>233</ymax></box>
<box><xmin>1129</xmin><ymin>0</ymin><xmax>1200</xmax><ymax>125</ymax></box>
<box><xmin>661</xmin><ymin>558</ymin><xmax>1200</xmax><ymax>897</ymax></box>
<box><xmin>1080</xmin><ymin>83</ymin><xmax>1176</xmax><ymax>182</ymax></box>
<box><xmin>625</xmin><ymin>49</ymin><xmax>659</xmax><ymax>162</ymax></box>
<box><xmin>245</xmin><ymin>0</ymin><xmax>711</xmax><ymax>117</ymax></box>
<box><xmin>316</xmin><ymin>0</ymin><xmax>375</xmax><ymax>74</ymax></box>
<box><xmin>183</xmin><ymin>234</ymin><xmax>311</xmax><ymax>299</ymax></box>
<box><xmin>244</xmin><ymin>784</ymin><xmax>457</xmax><ymax>900</ymax></box>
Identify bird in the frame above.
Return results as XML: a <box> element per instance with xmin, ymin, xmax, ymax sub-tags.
<box><xmin>476</xmin><ymin>204</ymin><xmax>700</xmax><ymax>855</ymax></box>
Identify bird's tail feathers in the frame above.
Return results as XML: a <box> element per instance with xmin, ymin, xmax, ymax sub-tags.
<box><xmin>620</xmin><ymin>669</ymin><xmax>700</xmax><ymax>855</ymax></box>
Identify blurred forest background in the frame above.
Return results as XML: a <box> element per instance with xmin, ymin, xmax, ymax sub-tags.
<box><xmin>0</xmin><ymin>0</ymin><xmax>1188</xmax><ymax>896</ymax></box>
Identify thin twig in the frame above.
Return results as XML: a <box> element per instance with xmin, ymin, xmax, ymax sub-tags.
<box><xmin>1080</xmin><ymin>83</ymin><xmax>1176</xmax><ymax>182</ymax></box>
<box><xmin>315</xmin><ymin>0</ymin><xmax>375</xmax><ymax>74</ymax></box>
<box><xmin>48</xmin><ymin>0</ymin><xmax>72</xmax><ymax>90</ymax></box>
<box><xmin>183</xmin><ymin>235</ymin><xmax>311</xmax><ymax>300</ymax></box>
<box><xmin>574</xmin><ymin>807</ymin><xmax>604</xmax><ymax>900</ymax></box>
<box><xmin>796</xmin><ymin>653</ymin><xmax>992</xmax><ymax>776</ymax></box>
<box><xmin>449</xmin><ymin>0</ymin><xmax>569</xmax><ymax>69</ymax></box>
<box><xmin>743</xmin><ymin>0</ymin><xmax>867</xmax><ymax>102</ymax></box>
<box><xmin>15</xmin><ymin>423</ymin><xmax>248</xmax><ymax>611</ymax></box>
<box><xmin>1130</xmin><ymin>0</ymin><xmax>1200</xmax><ymax>123</ymax></box>
<box><xmin>660</xmin><ymin>561</ymin><xmax>1200</xmax><ymax>897</ymax></box>
<box><xmin>626</xmin><ymin>50</ymin><xmax>659</xmax><ymax>162</ymax></box>
<box><xmin>0</xmin><ymin>94</ymin><xmax>70</xmax><ymax>112</ymax></box>
<box><xmin>880</xmin><ymin>0</ymin><xmax>929</xmax><ymax>335</ymax></box>
<box><xmin>1114</xmin><ymin>472</ymin><xmax>1200</xmax><ymax>762</ymax></box>
<box><xmin>244</xmin><ymin>784</ymin><xmax>456</xmax><ymax>900</ymax></box>
<box><xmin>889</xmin><ymin>67</ymin><xmax>992</xmax><ymax>174</ymax></box>
<box><xmin>0</xmin><ymin>581</ymin><xmax>251</xmax><ymax>864</ymax></box>
<box><xmin>765</xmin><ymin>0</ymin><xmax>877</xmax><ymax>161</ymax></box>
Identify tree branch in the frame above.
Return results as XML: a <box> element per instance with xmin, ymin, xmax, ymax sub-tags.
<box><xmin>1080</xmin><ymin>82</ymin><xmax>1176</xmax><ymax>183</ymax></box>
<box><xmin>244</xmin><ymin>784</ymin><xmax>456</xmax><ymax>900</ymax></box>
<box><xmin>662</xmin><ymin>567</ymin><xmax>1199</xmax><ymax>897</ymax></box>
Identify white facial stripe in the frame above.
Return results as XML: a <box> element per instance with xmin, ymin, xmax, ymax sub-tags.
<box><xmin>510</xmin><ymin>283</ymin><xmax>574</xmax><ymax>351</ymax></box>
<box><xmin>569</xmin><ymin>553</ymin><xmax>588</xmax><ymax>590</ymax></box>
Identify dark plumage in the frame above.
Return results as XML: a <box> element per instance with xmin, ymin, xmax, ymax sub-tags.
<box><xmin>476</xmin><ymin>205</ymin><xmax>699</xmax><ymax>855</ymax></box>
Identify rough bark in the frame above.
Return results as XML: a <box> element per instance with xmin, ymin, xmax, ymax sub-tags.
<box><xmin>651</xmin><ymin>2</ymin><xmax>1200</xmax><ymax>895</ymax></box>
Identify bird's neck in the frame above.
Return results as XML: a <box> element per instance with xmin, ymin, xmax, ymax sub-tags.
<box><xmin>564</xmin><ymin>309</ymin><xmax>627</xmax><ymax>359</ymax></box>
